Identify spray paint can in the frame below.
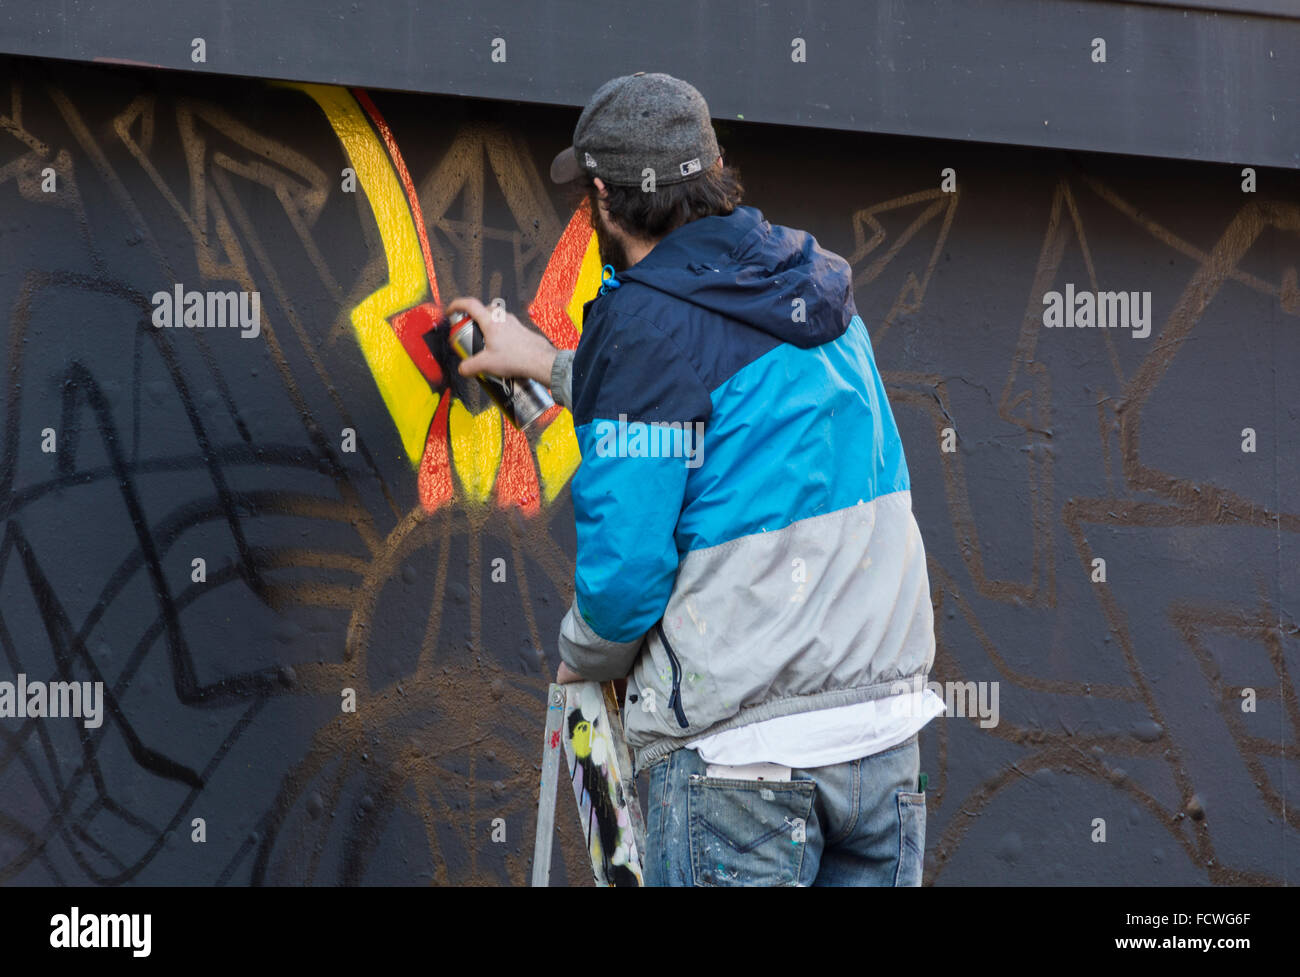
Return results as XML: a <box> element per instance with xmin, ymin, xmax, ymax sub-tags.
<box><xmin>444</xmin><ymin>309</ymin><xmax>555</xmax><ymax>431</ymax></box>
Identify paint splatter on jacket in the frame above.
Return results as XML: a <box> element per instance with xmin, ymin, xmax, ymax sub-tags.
<box><xmin>550</xmin><ymin>204</ymin><xmax>935</xmax><ymax>773</ymax></box>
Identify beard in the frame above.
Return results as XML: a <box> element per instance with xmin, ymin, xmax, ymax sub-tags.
<box><xmin>590</xmin><ymin>196</ymin><xmax>631</xmax><ymax>272</ymax></box>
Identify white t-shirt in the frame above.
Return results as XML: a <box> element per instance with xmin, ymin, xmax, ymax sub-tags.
<box><xmin>685</xmin><ymin>689</ymin><xmax>946</xmax><ymax>768</ymax></box>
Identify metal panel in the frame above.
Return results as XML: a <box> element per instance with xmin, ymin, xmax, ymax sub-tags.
<box><xmin>0</xmin><ymin>0</ymin><xmax>1296</xmax><ymax>167</ymax></box>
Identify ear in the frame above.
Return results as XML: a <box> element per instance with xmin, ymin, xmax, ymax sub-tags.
<box><xmin>593</xmin><ymin>176</ymin><xmax>609</xmax><ymax>197</ymax></box>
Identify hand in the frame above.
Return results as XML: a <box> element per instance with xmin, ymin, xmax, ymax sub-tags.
<box><xmin>556</xmin><ymin>661</ymin><xmax>586</xmax><ymax>684</ymax></box>
<box><xmin>445</xmin><ymin>297</ymin><xmax>557</xmax><ymax>385</ymax></box>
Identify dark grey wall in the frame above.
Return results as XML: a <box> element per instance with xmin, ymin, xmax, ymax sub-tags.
<box><xmin>0</xmin><ymin>53</ymin><xmax>1296</xmax><ymax>885</ymax></box>
<box><xmin>0</xmin><ymin>1</ymin><xmax>1298</xmax><ymax>169</ymax></box>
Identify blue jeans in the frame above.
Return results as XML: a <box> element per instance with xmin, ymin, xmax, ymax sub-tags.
<box><xmin>642</xmin><ymin>732</ymin><xmax>926</xmax><ymax>886</ymax></box>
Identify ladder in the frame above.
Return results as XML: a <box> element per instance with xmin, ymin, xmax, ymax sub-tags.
<box><xmin>531</xmin><ymin>681</ymin><xmax>647</xmax><ymax>886</ymax></box>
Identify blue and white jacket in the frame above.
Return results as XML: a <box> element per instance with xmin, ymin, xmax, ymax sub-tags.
<box><xmin>549</xmin><ymin>204</ymin><xmax>935</xmax><ymax>772</ymax></box>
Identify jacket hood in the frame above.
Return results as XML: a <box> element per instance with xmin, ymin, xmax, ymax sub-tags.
<box><xmin>613</xmin><ymin>205</ymin><xmax>853</xmax><ymax>348</ymax></box>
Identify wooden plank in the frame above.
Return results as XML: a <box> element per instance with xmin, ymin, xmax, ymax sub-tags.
<box><xmin>561</xmin><ymin>681</ymin><xmax>645</xmax><ymax>886</ymax></box>
<box><xmin>602</xmin><ymin>682</ymin><xmax>647</xmax><ymax>863</ymax></box>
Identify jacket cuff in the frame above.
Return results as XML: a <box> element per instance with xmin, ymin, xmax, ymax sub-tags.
<box><xmin>557</xmin><ymin>598</ymin><xmax>643</xmax><ymax>680</ymax></box>
<box><xmin>550</xmin><ymin>348</ymin><xmax>575</xmax><ymax>412</ymax></box>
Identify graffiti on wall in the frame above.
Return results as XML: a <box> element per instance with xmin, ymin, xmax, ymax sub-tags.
<box><xmin>847</xmin><ymin>174</ymin><xmax>1297</xmax><ymax>883</ymax></box>
<box><xmin>288</xmin><ymin>83</ymin><xmax>600</xmax><ymax>518</ymax></box>
<box><xmin>0</xmin><ymin>60</ymin><xmax>605</xmax><ymax>885</ymax></box>
<box><xmin>0</xmin><ymin>54</ymin><xmax>1295</xmax><ymax>885</ymax></box>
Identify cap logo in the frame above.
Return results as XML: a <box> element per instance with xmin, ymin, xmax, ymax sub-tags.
<box><xmin>584</xmin><ymin>151</ymin><xmax>598</xmax><ymax>168</ymax></box>
<box><xmin>679</xmin><ymin>157</ymin><xmax>701</xmax><ymax>177</ymax></box>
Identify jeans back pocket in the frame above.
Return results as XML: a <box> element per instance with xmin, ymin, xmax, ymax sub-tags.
<box><xmin>687</xmin><ymin>774</ymin><xmax>816</xmax><ymax>886</ymax></box>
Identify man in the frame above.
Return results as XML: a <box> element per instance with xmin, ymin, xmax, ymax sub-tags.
<box><xmin>448</xmin><ymin>72</ymin><xmax>941</xmax><ymax>886</ymax></box>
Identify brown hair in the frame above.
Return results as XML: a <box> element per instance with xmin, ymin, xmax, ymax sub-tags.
<box><xmin>565</xmin><ymin>155</ymin><xmax>745</xmax><ymax>241</ymax></box>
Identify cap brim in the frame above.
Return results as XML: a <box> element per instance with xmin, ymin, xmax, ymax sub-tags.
<box><xmin>549</xmin><ymin>146</ymin><xmax>583</xmax><ymax>184</ymax></box>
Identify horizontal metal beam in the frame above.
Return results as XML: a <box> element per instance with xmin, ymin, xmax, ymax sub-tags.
<box><xmin>0</xmin><ymin>0</ymin><xmax>1295</xmax><ymax>169</ymax></box>
<box><xmin>1120</xmin><ymin>0</ymin><xmax>1300</xmax><ymax>16</ymax></box>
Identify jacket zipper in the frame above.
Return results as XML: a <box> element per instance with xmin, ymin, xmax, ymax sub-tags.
<box><xmin>655</xmin><ymin>621</ymin><xmax>690</xmax><ymax>729</ymax></box>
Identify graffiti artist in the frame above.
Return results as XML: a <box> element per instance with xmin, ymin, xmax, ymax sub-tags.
<box><xmin>448</xmin><ymin>73</ymin><xmax>941</xmax><ymax>887</ymax></box>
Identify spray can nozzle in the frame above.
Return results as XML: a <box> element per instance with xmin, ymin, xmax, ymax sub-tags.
<box><xmin>436</xmin><ymin>309</ymin><xmax>554</xmax><ymax>431</ymax></box>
